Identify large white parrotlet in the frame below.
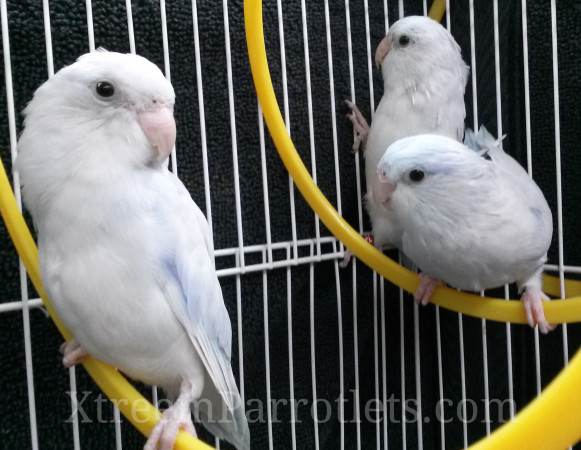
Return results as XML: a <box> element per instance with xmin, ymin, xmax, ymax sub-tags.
<box><xmin>346</xmin><ymin>15</ymin><xmax>469</xmax><ymax>252</ymax></box>
<box><xmin>374</xmin><ymin>128</ymin><xmax>554</xmax><ymax>333</ymax></box>
<box><xmin>16</xmin><ymin>51</ymin><xmax>250</xmax><ymax>450</ymax></box>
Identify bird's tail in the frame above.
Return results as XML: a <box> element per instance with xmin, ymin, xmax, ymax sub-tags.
<box><xmin>194</xmin><ymin>385</ymin><xmax>250</xmax><ymax>450</ymax></box>
<box><xmin>464</xmin><ymin>125</ymin><xmax>505</xmax><ymax>154</ymax></box>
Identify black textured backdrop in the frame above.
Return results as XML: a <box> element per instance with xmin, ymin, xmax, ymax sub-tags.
<box><xmin>0</xmin><ymin>1</ymin><xmax>580</xmax><ymax>449</ymax></box>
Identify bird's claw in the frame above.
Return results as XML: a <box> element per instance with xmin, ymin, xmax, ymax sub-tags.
<box><xmin>414</xmin><ymin>274</ymin><xmax>442</xmax><ymax>305</ymax></box>
<box><xmin>144</xmin><ymin>402</ymin><xmax>196</xmax><ymax>450</ymax></box>
<box><xmin>339</xmin><ymin>234</ymin><xmax>375</xmax><ymax>268</ymax></box>
<box><xmin>345</xmin><ymin>99</ymin><xmax>370</xmax><ymax>153</ymax></box>
<box><xmin>521</xmin><ymin>290</ymin><xmax>555</xmax><ymax>334</ymax></box>
<box><xmin>339</xmin><ymin>250</ymin><xmax>353</xmax><ymax>269</ymax></box>
<box><xmin>60</xmin><ymin>340</ymin><xmax>88</xmax><ymax>368</ymax></box>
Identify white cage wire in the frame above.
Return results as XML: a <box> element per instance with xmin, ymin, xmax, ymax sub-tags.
<box><xmin>0</xmin><ymin>0</ymin><xmax>579</xmax><ymax>449</ymax></box>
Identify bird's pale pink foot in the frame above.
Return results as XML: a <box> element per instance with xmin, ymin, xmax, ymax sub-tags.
<box><xmin>144</xmin><ymin>381</ymin><xmax>197</xmax><ymax>450</ymax></box>
<box><xmin>59</xmin><ymin>340</ymin><xmax>88</xmax><ymax>368</ymax></box>
<box><xmin>414</xmin><ymin>273</ymin><xmax>442</xmax><ymax>305</ymax></box>
<box><xmin>340</xmin><ymin>233</ymin><xmax>375</xmax><ymax>268</ymax></box>
<box><xmin>345</xmin><ymin>100</ymin><xmax>370</xmax><ymax>153</ymax></box>
<box><xmin>521</xmin><ymin>288</ymin><xmax>555</xmax><ymax>334</ymax></box>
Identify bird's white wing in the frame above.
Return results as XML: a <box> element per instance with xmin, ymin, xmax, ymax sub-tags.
<box><xmin>159</xmin><ymin>176</ymin><xmax>238</xmax><ymax>409</ymax></box>
<box><xmin>464</xmin><ymin>126</ymin><xmax>552</xmax><ymax>234</ymax></box>
<box><xmin>158</xmin><ymin>179</ymin><xmax>250</xmax><ymax>449</ymax></box>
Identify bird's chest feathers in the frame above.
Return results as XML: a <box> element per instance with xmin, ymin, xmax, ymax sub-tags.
<box><xmin>400</xmin><ymin>195</ymin><xmax>481</xmax><ymax>255</ymax></box>
<box><xmin>377</xmin><ymin>71</ymin><xmax>464</xmax><ymax>135</ymax></box>
<box><xmin>38</xmin><ymin>176</ymin><xmax>173</xmax><ymax>278</ymax></box>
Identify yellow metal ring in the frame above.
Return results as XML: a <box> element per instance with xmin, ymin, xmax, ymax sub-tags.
<box><xmin>244</xmin><ymin>0</ymin><xmax>581</xmax><ymax>448</ymax></box>
<box><xmin>0</xmin><ymin>164</ymin><xmax>211</xmax><ymax>448</ymax></box>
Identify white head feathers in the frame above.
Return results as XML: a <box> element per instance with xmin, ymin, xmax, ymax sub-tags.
<box><xmin>377</xmin><ymin>16</ymin><xmax>469</xmax><ymax>98</ymax></box>
<box><xmin>377</xmin><ymin>134</ymin><xmax>491</xmax><ymax>186</ymax></box>
<box><xmin>16</xmin><ymin>50</ymin><xmax>176</xmax><ymax>215</ymax></box>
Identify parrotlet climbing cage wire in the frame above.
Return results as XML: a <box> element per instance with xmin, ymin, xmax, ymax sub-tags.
<box><xmin>0</xmin><ymin>0</ymin><xmax>580</xmax><ymax>449</ymax></box>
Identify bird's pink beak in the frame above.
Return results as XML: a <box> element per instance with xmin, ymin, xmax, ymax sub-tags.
<box><xmin>373</xmin><ymin>169</ymin><xmax>396</xmax><ymax>206</ymax></box>
<box><xmin>375</xmin><ymin>36</ymin><xmax>391</xmax><ymax>68</ymax></box>
<box><xmin>137</xmin><ymin>106</ymin><xmax>176</xmax><ymax>162</ymax></box>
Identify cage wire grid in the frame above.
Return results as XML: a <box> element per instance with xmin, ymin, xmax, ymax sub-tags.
<box><xmin>0</xmin><ymin>0</ymin><xmax>580</xmax><ymax>449</ymax></box>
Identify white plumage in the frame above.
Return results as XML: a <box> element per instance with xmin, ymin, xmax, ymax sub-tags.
<box><xmin>16</xmin><ymin>50</ymin><xmax>249</xmax><ymax>450</ymax></box>
<box><xmin>375</xmin><ymin>128</ymin><xmax>554</xmax><ymax>333</ymax></box>
<box><xmin>347</xmin><ymin>15</ymin><xmax>469</xmax><ymax>250</ymax></box>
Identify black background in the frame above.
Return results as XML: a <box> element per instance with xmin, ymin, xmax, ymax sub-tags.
<box><xmin>0</xmin><ymin>1</ymin><xmax>580</xmax><ymax>449</ymax></box>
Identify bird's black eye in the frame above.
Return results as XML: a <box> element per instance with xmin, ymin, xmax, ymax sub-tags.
<box><xmin>95</xmin><ymin>81</ymin><xmax>115</xmax><ymax>98</ymax></box>
<box><xmin>399</xmin><ymin>35</ymin><xmax>410</xmax><ymax>47</ymax></box>
<box><xmin>481</xmin><ymin>152</ymin><xmax>492</xmax><ymax>161</ymax></box>
<box><xmin>409</xmin><ymin>169</ymin><xmax>425</xmax><ymax>182</ymax></box>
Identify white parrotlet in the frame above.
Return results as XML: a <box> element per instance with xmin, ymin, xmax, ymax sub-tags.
<box><xmin>17</xmin><ymin>51</ymin><xmax>250</xmax><ymax>450</ymax></box>
<box><xmin>374</xmin><ymin>128</ymin><xmax>554</xmax><ymax>333</ymax></box>
<box><xmin>346</xmin><ymin>15</ymin><xmax>469</xmax><ymax>255</ymax></box>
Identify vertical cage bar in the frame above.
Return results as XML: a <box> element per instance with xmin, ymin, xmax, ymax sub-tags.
<box><xmin>373</xmin><ymin>273</ymin><xmax>380</xmax><ymax>449</ymax></box>
<box><xmin>413</xmin><ymin>301</ymin><xmax>423</xmax><ymax>450</ymax></box>
<box><xmin>286</xmin><ymin>248</ymin><xmax>297</xmax><ymax>450</ymax></box>
<box><xmin>398</xmin><ymin>256</ymin><xmax>407</xmax><ymax>450</ymax></box>
<box><xmin>275</xmin><ymin>0</ymin><xmax>298</xmax><ymax>263</ymax></box>
<box><xmin>222</xmin><ymin>0</ymin><xmax>245</xmax><ymax>269</ymax></box>
<box><xmin>69</xmin><ymin>368</ymin><xmax>81</xmax><ymax>450</ymax></box>
<box><xmin>159</xmin><ymin>0</ymin><xmax>178</xmax><ymax>175</ymax></box>
<box><xmin>550</xmin><ymin>0</ymin><xmax>568</xmax><ymax>368</ymax></box>
<box><xmin>258</xmin><ymin>105</ymin><xmax>273</xmax><ymax>266</ymax></box>
<box><xmin>436</xmin><ymin>6</ymin><xmax>453</xmax><ymax>445</ymax></box>
<box><xmin>382</xmin><ymin>0</ymin><xmax>388</xmax><ymax>34</ymax></box>
<box><xmin>236</xmin><ymin>273</ymin><xmax>245</xmax><ymax>403</ymax></box>
<box><xmin>114</xmin><ymin>406</ymin><xmax>122</xmax><ymax>450</ymax></box>
<box><xmin>362</xmin><ymin>0</ymin><xmax>375</xmax><ymax>118</ymax></box>
<box><xmin>521</xmin><ymin>0</ymin><xmax>533</xmax><ymax>176</ymax></box>
<box><xmin>191</xmin><ymin>0</ymin><xmax>214</xmax><ymax>236</ymax></box>
<box><xmin>351</xmin><ymin>261</ymin><xmax>361</xmax><ymax>450</ymax></box>
<box><xmin>323</xmin><ymin>0</ymin><xmax>343</xmax><ymax>255</ymax></box>
<box><xmin>42</xmin><ymin>0</ymin><xmax>54</xmax><ymax>76</ymax></box>
<box><xmin>125</xmin><ymin>0</ymin><xmax>135</xmax><ymax>54</ymax></box>
<box><xmin>333</xmin><ymin>247</ymin><xmax>345</xmax><ymax>450</ymax></box>
<box><xmin>468</xmin><ymin>0</ymin><xmax>478</xmax><ymax>130</ymax></box>
<box><xmin>262</xmin><ymin>253</ymin><xmax>273</xmax><ymax>449</ymax></box>
<box><xmin>459</xmin><ymin>313</ymin><xmax>468</xmax><ymax>448</ymax></box>
<box><xmin>309</xmin><ymin>245</ymin><xmax>320</xmax><ymax>450</ymax></box>
<box><xmin>469</xmin><ymin>0</ymin><xmax>487</xmax><ymax>444</ymax></box>
<box><xmin>159</xmin><ymin>0</ymin><xmax>171</xmax><ymax>80</ymax></box>
<box><xmin>480</xmin><ymin>298</ymin><xmax>490</xmax><ymax>435</ymax></box>
<box><xmin>344</xmin><ymin>3</ymin><xmax>362</xmax><ymax>448</ymax></box>
<box><xmin>85</xmin><ymin>0</ymin><xmax>94</xmax><ymax>51</ymax></box>
<box><xmin>398</xmin><ymin>4</ymin><xmax>408</xmax><ymax>447</ymax></box>
<box><xmin>493</xmin><ymin>0</ymin><xmax>515</xmax><ymax>417</ymax></box>
<box><xmin>504</xmin><ymin>286</ymin><xmax>515</xmax><ymax>417</ymax></box>
<box><xmin>344</xmin><ymin>0</ymin><xmax>364</xmax><ymax>234</ymax></box>
<box><xmin>380</xmin><ymin>280</ymin><xmax>388</xmax><ymax>450</ymax></box>
<box><xmin>435</xmin><ymin>306</ymin><xmax>445</xmax><ymax>449</ymax></box>
<box><xmin>299</xmin><ymin>0</ymin><xmax>321</xmax><ymax>258</ymax></box>
<box><xmin>1</xmin><ymin>2</ymin><xmax>39</xmax><ymax>448</ymax></box>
